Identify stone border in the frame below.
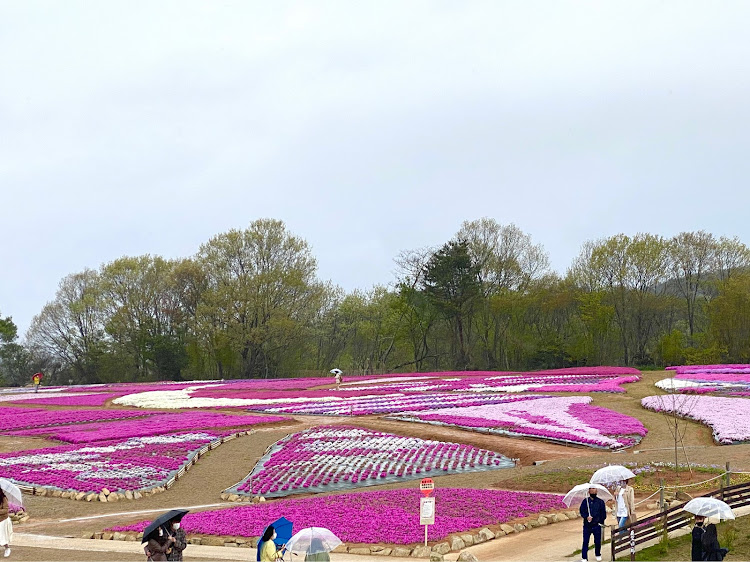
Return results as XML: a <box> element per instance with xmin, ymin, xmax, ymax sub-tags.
<box><xmin>18</xmin><ymin>431</ymin><xmax>254</xmax><ymax>502</ymax></box>
<box><xmin>89</xmin><ymin>509</ymin><xmax>580</xmax><ymax>557</ymax></box>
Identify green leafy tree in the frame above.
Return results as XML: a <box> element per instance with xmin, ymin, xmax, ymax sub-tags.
<box><xmin>421</xmin><ymin>240</ymin><xmax>481</xmax><ymax>369</ymax></box>
<box><xmin>196</xmin><ymin>219</ymin><xmax>323</xmax><ymax>378</ymax></box>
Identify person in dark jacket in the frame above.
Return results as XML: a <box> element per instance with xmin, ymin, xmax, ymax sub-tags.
<box><xmin>701</xmin><ymin>523</ymin><xmax>728</xmax><ymax>561</ymax></box>
<box><xmin>146</xmin><ymin>527</ymin><xmax>175</xmax><ymax>562</ymax></box>
<box><xmin>579</xmin><ymin>487</ymin><xmax>607</xmax><ymax>562</ymax></box>
<box><xmin>166</xmin><ymin>520</ymin><xmax>187</xmax><ymax>562</ymax></box>
<box><xmin>691</xmin><ymin>515</ymin><xmax>706</xmax><ymax>561</ymax></box>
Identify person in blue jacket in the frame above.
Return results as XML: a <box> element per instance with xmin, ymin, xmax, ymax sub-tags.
<box><xmin>579</xmin><ymin>487</ymin><xmax>607</xmax><ymax>562</ymax></box>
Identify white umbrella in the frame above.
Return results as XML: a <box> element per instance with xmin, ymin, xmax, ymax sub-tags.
<box><xmin>329</xmin><ymin>369</ymin><xmax>342</xmax><ymax>375</ymax></box>
<box><xmin>683</xmin><ymin>498</ymin><xmax>735</xmax><ymax>520</ymax></box>
<box><xmin>285</xmin><ymin>527</ymin><xmax>342</xmax><ymax>554</ymax></box>
<box><xmin>563</xmin><ymin>483</ymin><xmax>614</xmax><ymax>507</ymax></box>
<box><xmin>591</xmin><ymin>465</ymin><xmax>636</xmax><ymax>485</ymax></box>
<box><xmin>0</xmin><ymin>478</ymin><xmax>23</xmax><ymax>507</ymax></box>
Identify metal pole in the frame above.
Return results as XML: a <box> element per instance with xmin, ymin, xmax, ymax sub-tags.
<box><xmin>424</xmin><ymin>525</ymin><xmax>427</xmax><ymax>547</ymax></box>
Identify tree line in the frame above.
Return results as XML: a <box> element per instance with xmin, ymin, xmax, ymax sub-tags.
<box><xmin>2</xmin><ymin>218</ymin><xmax>750</xmax><ymax>386</ymax></box>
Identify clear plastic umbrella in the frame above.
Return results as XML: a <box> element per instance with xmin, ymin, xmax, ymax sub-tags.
<box><xmin>285</xmin><ymin>527</ymin><xmax>342</xmax><ymax>554</ymax></box>
<box><xmin>591</xmin><ymin>465</ymin><xmax>636</xmax><ymax>485</ymax></box>
<box><xmin>563</xmin><ymin>483</ymin><xmax>614</xmax><ymax>507</ymax></box>
<box><xmin>683</xmin><ymin>498</ymin><xmax>735</xmax><ymax>520</ymax></box>
<box><xmin>0</xmin><ymin>478</ymin><xmax>23</xmax><ymax>507</ymax></box>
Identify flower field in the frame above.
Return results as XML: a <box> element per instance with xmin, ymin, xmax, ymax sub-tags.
<box><xmin>109</xmin><ymin>488</ymin><xmax>566</xmax><ymax>544</ymax></box>
<box><xmin>0</xmin><ymin>432</ymin><xmax>230</xmax><ymax>492</ymax></box>
<box><xmin>7</xmin><ymin>411</ymin><xmax>287</xmax><ymax>443</ymax></box>
<box><xmin>641</xmin><ymin>394</ymin><xmax>750</xmax><ymax>444</ymax></box>
<box><xmin>0</xmin><ymin>407</ymin><xmax>148</xmax><ymax>431</ymax></box>
<box><xmin>227</xmin><ymin>426</ymin><xmax>514</xmax><ymax>497</ymax></box>
<box><xmin>0</xmin><ymin>409</ymin><xmax>289</xmax><ymax>494</ymax></box>
<box><xmin>390</xmin><ymin>396</ymin><xmax>647</xmax><ymax>449</ymax></box>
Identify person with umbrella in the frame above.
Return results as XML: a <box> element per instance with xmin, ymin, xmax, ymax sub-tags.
<box><xmin>701</xmin><ymin>523</ymin><xmax>729</xmax><ymax>561</ymax></box>
<box><xmin>259</xmin><ymin>526</ymin><xmax>285</xmax><ymax>561</ymax></box>
<box><xmin>0</xmin><ymin>479</ymin><xmax>23</xmax><ymax>558</ymax></box>
<box><xmin>165</xmin><ymin>517</ymin><xmax>187</xmax><ymax>561</ymax></box>
<box><xmin>142</xmin><ymin>510</ymin><xmax>189</xmax><ymax>562</ymax></box>
<box><xmin>684</xmin><ymin>498</ymin><xmax>734</xmax><ymax>561</ymax></box>
<box><xmin>305</xmin><ymin>538</ymin><xmax>330</xmax><ymax>562</ymax></box>
<box><xmin>285</xmin><ymin>527</ymin><xmax>341</xmax><ymax>562</ymax></box>
<box><xmin>579</xmin><ymin>486</ymin><xmax>606</xmax><ymax>562</ymax></box>
<box><xmin>330</xmin><ymin>369</ymin><xmax>343</xmax><ymax>389</ymax></box>
<box><xmin>691</xmin><ymin>515</ymin><xmax>706</xmax><ymax>561</ymax></box>
<box><xmin>614</xmin><ymin>477</ymin><xmax>637</xmax><ymax>530</ymax></box>
<box><xmin>146</xmin><ymin>527</ymin><xmax>174</xmax><ymax>561</ymax></box>
<box><xmin>0</xmin><ymin>489</ymin><xmax>11</xmax><ymax>558</ymax></box>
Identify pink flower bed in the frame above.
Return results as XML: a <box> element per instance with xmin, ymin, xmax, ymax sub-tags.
<box><xmin>108</xmin><ymin>488</ymin><xmax>565</xmax><ymax>544</ymax></box>
<box><xmin>391</xmin><ymin>396</ymin><xmax>647</xmax><ymax>449</ymax></box>
<box><xmin>9</xmin><ymin>412</ymin><xmax>289</xmax><ymax>443</ymax></box>
<box><xmin>244</xmin><ymin>392</ymin><xmax>536</xmax><ymax>416</ymax></box>
<box><xmin>0</xmin><ymin>407</ymin><xmax>148</xmax><ymax>432</ymax></box>
<box><xmin>641</xmin><ymin>395</ymin><xmax>750</xmax><ymax>444</ymax></box>
<box><xmin>669</xmin><ymin>364</ymin><xmax>750</xmax><ymax>375</ymax></box>
<box><xmin>339</xmin><ymin>370</ymin><xmax>640</xmax><ymax>394</ymax></box>
<box><xmin>229</xmin><ymin>426</ymin><xmax>513</xmax><ymax>497</ymax></box>
<box><xmin>0</xmin><ymin>431</ymin><xmax>235</xmax><ymax>493</ymax></box>
<box><xmin>14</xmin><ymin>393</ymin><xmax>126</xmax><ymax>406</ymax></box>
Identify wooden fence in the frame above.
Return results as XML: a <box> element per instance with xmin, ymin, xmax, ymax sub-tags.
<box><xmin>611</xmin><ymin>480</ymin><xmax>750</xmax><ymax>561</ymax></box>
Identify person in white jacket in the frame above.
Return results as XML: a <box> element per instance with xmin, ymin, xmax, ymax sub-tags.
<box><xmin>615</xmin><ymin>478</ymin><xmax>637</xmax><ymax>529</ymax></box>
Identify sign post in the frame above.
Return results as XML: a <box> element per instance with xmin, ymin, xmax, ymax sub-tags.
<box><xmin>420</xmin><ymin>478</ymin><xmax>435</xmax><ymax>547</ymax></box>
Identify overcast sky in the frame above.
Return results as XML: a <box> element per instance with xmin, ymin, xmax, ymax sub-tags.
<box><xmin>2</xmin><ymin>1</ymin><xmax>750</xmax><ymax>335</ymax></box>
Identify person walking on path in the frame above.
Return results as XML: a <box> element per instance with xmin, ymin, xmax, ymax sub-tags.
<box><xmin>0</xmin><ymin>490</ymin><xmax>12</xmax><ymax>558</ymax></box>
<box><xmin>615</xmin><ymin>478</ymin><xmax>637</xmax><ymax>530</ymax></box>
<box><xmin>259</xmin><ymin>526</ymin><xmax>285</xmax><ymax>562</ymax></box>
<box><xmin>146</xmin><ymin>528</ymin><xmax>175</xmax><ymax>562</ymax></box>
<box><xmin>579</xmin><ymin>487</ymin><xmax>606</xmax><ymax>562</ymax></box>
<box><xmin>304</xmin><ymin>538</ymin><xmax>331</xmax><ymax>562</ymax></box>
<box><xmin>691</xmin><ymin>515</ymin><xmax>706</xmax><ymax>561</ymax></box>
<box><xmin>166</xmin><ymin>520</ymin><xmax>187</xmax><ymax>562</ymax></box>
<box><xmin>701</xmin><ymin>523</ymin><xmax>729</xmax><ymax>561</ymax></box>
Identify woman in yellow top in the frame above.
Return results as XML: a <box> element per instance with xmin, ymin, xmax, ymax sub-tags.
<box><xmin>259</xmin><ymin>526</ymin><xmax>285</xmax><ymax>562</ymax></box>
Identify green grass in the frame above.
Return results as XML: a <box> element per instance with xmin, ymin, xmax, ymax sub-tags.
<box><xmin>497</xmin><ymin>464</ymin><xmax>750</xmax><ymax>495</ymax></box>
<box><xmin>619</xmin><ymin>518</ymin><xmax>750</xmax><ymax>561</ymax></box>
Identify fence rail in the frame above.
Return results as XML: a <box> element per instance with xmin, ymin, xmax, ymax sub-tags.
<box><xmin>611</xmin><ymin>480</ymin><xmax>750</xmax><ymax>560</ymax></box>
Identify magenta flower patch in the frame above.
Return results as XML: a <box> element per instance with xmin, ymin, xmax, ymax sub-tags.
<box><xmin>390</xmin><ymin>396</ymin><xmax>646</xmax><ymax>449</ymax></box>
<box><xmin>227</xmin><ymin>426</ymin><xmax>514</xmax><ymax>498</ymax></box>
<box><xmin>109</xmin><ymin>488</ymin><xmax>566</xmax><ymax>544</ymax></box>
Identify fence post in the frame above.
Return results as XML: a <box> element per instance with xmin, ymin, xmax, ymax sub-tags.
<box><xmin>726</xmin><ymin>462</ymin><xmax>731</xmax><ymax>487</ymax></box>
<box><xmin>611</xmin><ymin>525</ymin><xmax>616</xmax><ymax>562</ymax></box>
<box><xmin>659</xmin><ymin>479</ymin><xmax>665</xmax><ymax>510</ymax></box>
<box><xmin>630</xmin><ymin>529</ymin><xmax>636</xmax><ymax>562</ymax></box>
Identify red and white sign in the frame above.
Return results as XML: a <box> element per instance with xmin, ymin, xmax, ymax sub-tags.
<box><xmin>420</xmin><ymin>477</ymin><xmax>434</xmax><ymax>497</ymax></box>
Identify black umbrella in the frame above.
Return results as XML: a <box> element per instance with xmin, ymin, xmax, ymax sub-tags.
<box><xmin>141</xmin><ymin>509</ymin><xmax>189</xmax><ymax>543</ymax></box>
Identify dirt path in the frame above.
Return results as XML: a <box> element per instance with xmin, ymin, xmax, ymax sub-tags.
<box><xmin>11</xmin><ymin>533</ymin><xmax>415</xmax><ymax>562</ymax></box>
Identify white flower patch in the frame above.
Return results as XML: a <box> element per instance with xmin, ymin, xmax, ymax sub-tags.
<box><xmin>114</xmin><ymin>387</ymin><xmax>346</xmax><ymax>409</ymax></box>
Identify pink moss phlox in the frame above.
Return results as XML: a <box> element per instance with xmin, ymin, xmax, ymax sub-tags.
<box><xmin>107</xmin><ymin>488</ymin><xmax>565</xmax><ymax>544</ymax></box>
